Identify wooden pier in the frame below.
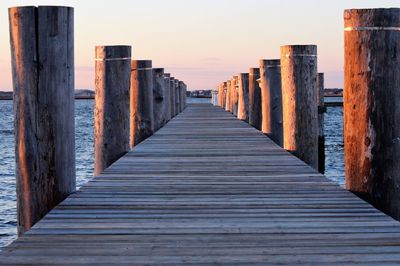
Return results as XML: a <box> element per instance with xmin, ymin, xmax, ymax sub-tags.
<box><xmin>2</xmin><ymin>103</ymin><xmax>400</xmax><ymax>264</ymax></box>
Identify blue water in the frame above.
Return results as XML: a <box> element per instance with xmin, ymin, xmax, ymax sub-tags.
<box><xmin>0</xmin><ymin>98</ymin><xmax>344</xmax><ymax>248</ymax></box>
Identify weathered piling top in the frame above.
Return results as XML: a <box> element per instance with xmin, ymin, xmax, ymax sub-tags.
<box><xmin>2</xmin><ymin>103</ymin><xmax>400</xmax><ymax>264</ymax></box>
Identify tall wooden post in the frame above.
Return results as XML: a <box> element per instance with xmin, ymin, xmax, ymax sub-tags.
<box><xmin>317</xmin><ymin>73</ymin><xmax>325</xmax><ymax>174</ymax></box>
<box><xmin>179</xmin><ymin>81</ymin><xmax>185</xmax><ymax>111</ymax></box>
<box><xmin>281</xmin><ymin>45</ymin><xmax>318</xmax><ymax>169</ymax></box>
<box><xmin>217</xmin><ymin>83</ymin><xmax>223</xmax><ymax>107</ymax></box>
<box><xmin>163</xmin><ymin>73</ymin><xmax>172</xmax><ymax>122</ymax></box>
<box><xmin>225</xmin><ymin>80</ymin><xmax>232</xmax><ymax>112</ymax></box>
<box><xmin>94</xmin><ymin>46</ymin><xmax>131</xmax><ymax>175</ymax></box>
<box><xmin>183</xmin><ymin>83</ymin><xmax>187</xmax><ymax>108</ymax></box>
<box><xmin>175</xmin><ymin>79</ymin><xmax>180</xmax><ymax>114</ymax></box>
<box><xmin>231</xmin><ymin>76</ymin><xmax>239</xmax><ymax>116</ymax></box>
<box><xmin>9</xmin><ymin>6</ymin><xmax>75</xmax><ymax>234</ymax></box>
<box><xmin>153</xmin><ymin>68</ymin><xmax>166</xmax><ymax>131</ymax></box>
<box><xmin>237</xmin><ymin>73</ymin><xmax>249</xmax><ymax>121</ymax></box>
<box><xmin>221</xmin><ymin>82</ymin><xmax>227</xmax><ymax>109</ymax></box>
<box><xmin>344</xmin><ymin>8</ymin><xmax>400</xmax><ymax>219</ymax></box>
<box><xmin>259</xmin><ymin>59</ymin><xmax>283</xmax><ymax>147</ymax></box>
<box><xmin>248</xmin><ymin>68</ymin><xmax>262</xmax><ymax>130</ymax></box>
<box><xmin>170</xmin><ymin>77</ymin><xmax>176</xmax><ymax>117</ymax></box>
<box><xmin>130</xmin><ymin>60</ymin><xmax>154</xmax><ymax>147</ymax></box>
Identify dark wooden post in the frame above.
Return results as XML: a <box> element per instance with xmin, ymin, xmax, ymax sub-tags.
<box><xmin>9</xmin><ymin>6</ymin><xmax>75</xmax><ymax>234</ymax></box>
<box><xmin>344</xmin><ymin>8</ymin><xmax>400</xmax><ymax>218</ymax></box>
<box><xmin>281</xmin><ymin>45</ymin><xmax>318</xmax><ymax>169</ymax></box>
<box><xmin>94</xmin><ymin>46</ymin><xmax>131</xmax><ymax>176</ymax></box>
<box><xmin>183</xmin><ymin>82</ymin><xmax>187</xmax><ymax>108</ymax></box>
<box><xmin>237</xmin><ymin>73</ymin><xmax>249</xmax><ymax>121</ymax></box>
<box><xmin>163</xmin><ymin>73</ymin><xmax>172</xmax><ymax>122</ymax></box>
<box><xmin>169</xmin><ymin>77</ymin><xmax>176</xmax><ymax>117</ymax></box>
<box><xmin>175</xmin><ymin>79</ymin><xmax>180</xmax><ymax>114</ymax></box>
<box><xmin>130</xmin><ymin>60</ymin><xmax>154</xmax><ymax>147</ymax></box>
<box><xmin>231</xmin><ymin>76</ymin><xmax>239</xmax><ymax>116</ymax></box>
<box><xmin>259</xmin><ymin>59</ymin><xmax>283</xmax><ymax>147</ymax></box>
<box><xmin>179</xmin><ymin>81</ymin><xmax>185</xmax><ymax>111</ymax></box>
<box><xmin>248</xmin><ymin>68</ymin><xmax>262</xmax><ymax>130</ymax></box>
<box><xmin>153</xmin><ymin>68</ymin><xmax>166</xmax><ymax>131</ymax></box>
<box><xmin>317</xmin><ymin>73</ymin><xmax>325</xmax><ymax>174</ymax></box>
<box><xmin>225</xmin><ymin>80</ymin><xmax>232</xmax><ymax>112</ymax></box>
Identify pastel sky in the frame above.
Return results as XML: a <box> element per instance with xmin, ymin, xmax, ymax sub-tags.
<box><xmin>0</xmin><ymin>0</ymin><xmax>398</xmax><ymax>91</ymax></box>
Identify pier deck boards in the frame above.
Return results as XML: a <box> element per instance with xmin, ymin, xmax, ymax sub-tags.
<box><xmin>2</xmin><ymin>103</ymin><xmax>400</xmax><ymax>264</ymax></box>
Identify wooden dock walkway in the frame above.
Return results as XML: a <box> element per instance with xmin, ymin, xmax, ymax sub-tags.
<box><xmin>2</xmin><ymin>103</ymin><xmax>400</xmax><ymax>264</ymax></box>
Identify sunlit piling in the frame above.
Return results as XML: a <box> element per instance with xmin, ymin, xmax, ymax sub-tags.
<box><xmin>259</xmin><ymin>59</ymin><xmax>283</xmax><ymax>147</ymax></box>
<box><xmin>344</xmin><ymin>8</ymin><xmax>400</xmax><ymax>219</ymax></box>
<box><xmin>9</xmin><ymin>6</ymin><xmax>75</xmax><ymax>234</ymax></box>
<box><xmin>231</xmin><ymin>75</ymin><xmax>239</xmax><ymax>116</ymax></box>
<box><xmin>130</xmin><ymin>60</ymin><xmax>154</xmax><ymax>147</ymax></box>
<box><xmin>94</xmin><ymin>46</ymin><xmax>131</xmax><ymax>175</ymax></box>
<box><xmin>237</xmin><ymin>73</ymin><xmax>249</xmax><ymax>121</ymax></box>
<box><xmin>281</xmin><ymin>45</ymin><xmax>318</xmax><ymax>169</ymax></box>
<box><xmin>225</xmin><ymin>80</ymin><xmax>232</xmax><ymax>112</ymax></box>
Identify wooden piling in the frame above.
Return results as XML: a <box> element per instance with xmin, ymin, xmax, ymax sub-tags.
<box><xmin>130</xmin><ymin>60</ymin><xmax>154</xmax><ymax>147</ymax></box>
<box><xmin>225</xmin><ymin>80</ymin><xmax>232</xmax><ymax>112</ymax></box>
<box><xmin>248</xmin><ymin>68</ymin><xmax>262</xmax><ymax>130</ymax></box>
<box><xmin>237</xmin><ymin>73</ymin><xmax>249</xmax><ymax>121</ymax></box>
<box><xmin>217</xmin><ymin>83</ymin><xmax>223</xmax><ymax>107</ymax></box>
<box><xmin>153</xmin><ymin>68</ymin><xmax>166</xmax><ymax>131</ymax></box>
<box><xmin>169</xmin><ymin>77</ymin><xmax>176</xmax><ymax>117</ymax></box>
<box><xmin>221</xmin><ymin>82</ymin><xmax>227</xmax><ymax>109</ymax></box>
<box><xmin>9</xmin><ymin>6</ymin><xmax>75</xmax><ymax>234</ymax></box>
<box><xmin>344</xmin><ymin>8</ymin><xmax>400</xmax><ymax>219</ymax></box>
<box><xmin>231</xmin><ymin>76</ymin><xmax>239</xmax><ymax>116</ymax></box>
<box><xmin>259</xmin><ymin>59</ymin><xmax>283</xmax><ymax>147</ymax></box>
<box><xmin>163</xmin><ymin>73</ymin><xmax>172</xmax><ymax>121</ymax></box>
<box><xmin>281</xmin><ymin>45</ymin><xmax>318</xmax><ymax>169</ymax></box>
<box><xmin>94</xmin><ymin>46</ymin><xmax>131</xmax><ymax>176</ymax></box>
<box><xmin>179</xmin><ymin>81</ymin><xmax>185</xmax><ymax>111</ymax></box>
<box><xmin>183</xmin><ymin>83</ymin><xmax>187</xmax><ymax>108</ymax></box>
<box><xmin>175</xmin><ymin>79</ymin><xmax>181</xmax><ymax>114</ymax></box>
<box><xmin>317</xmin><ymin>73</ymin><xmax>325</xmax><ymax>174</ymax></box>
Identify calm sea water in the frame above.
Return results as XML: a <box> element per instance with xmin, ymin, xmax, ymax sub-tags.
<box><xmin>0</xmin><ymin>98</ymin><xmax>344</xmax><ymax>248</ymax></box>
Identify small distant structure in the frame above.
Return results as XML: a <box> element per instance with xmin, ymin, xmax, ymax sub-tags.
<box><xmin>75</xmin><ymin>89</ymin><xmax>95</xmax><ymax>99</ymax></box>
<box><xmin>189</xmin><ymin>90</ymin><xmax>212</xmax><ymax>98</ymax></box>
<box><xmin>324</xmin><ymin>88</ymin><xmax>343</xmax><ymax>97</ymax></box>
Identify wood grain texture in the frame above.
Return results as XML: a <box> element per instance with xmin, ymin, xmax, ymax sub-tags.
<box><xmin>9</xmin><ymin>6</ymin><xmax>76</xmax><ymax>235</ymax></box>
<box><xmin>281</xmin><ymin>46</ymin><xmax>318</xmax><ymax>169</ymax></box>
<box><xmin>260</xmin><ymin>59</ymin><xmax>283</xmax><ymax>147</ymax></box>
<box><xmin>94</xmin><ymin>46</ymin><xmax>131</xmax><ymax>176</ymax></box>
<box><xmin>237</xmin><ymin>73</ymin><xmax>249</xmax><ymax>122</ymax></box>
<box><xmin>248</xmin><ymin>68</ymin><xmax>262</xmax><ymax>130</ymax></box>
<box><xmin>153</xmin><ymin>68</ymin><xmax>166</xmax><ymax>131</ymax></box>
<box><xmin>2</xmin><ymin>103</ymin><xmax>400</xmax><ymax>264</ymax></box>
<box><xmin>344</xmin><ymin>8</ymin><xmax>400</xmax><ymax>219</ymax></box>
<box><xmin>130</xmin><ymin>60</ymin><xmax>154</xmax><ymax>148</ymax></box>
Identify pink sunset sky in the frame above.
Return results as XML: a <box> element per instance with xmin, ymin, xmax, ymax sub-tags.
<box><xmin>0</xmin><ymin>0</ymin><xmax>398</xmax><ymax>91</ymax></box>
